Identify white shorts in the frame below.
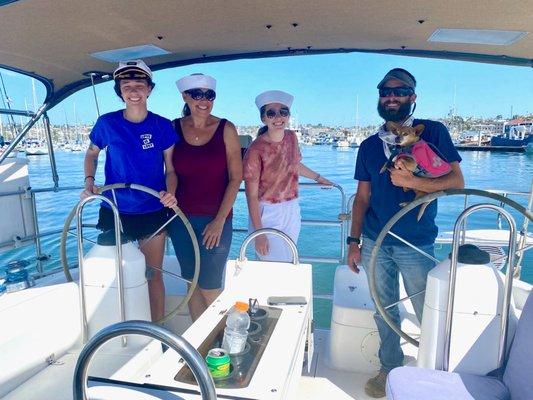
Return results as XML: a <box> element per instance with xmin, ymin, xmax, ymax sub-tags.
<box><xmin>248</xmin><ymin>198</ymin><xmax>301</xmax><ymax>262</ymax></box>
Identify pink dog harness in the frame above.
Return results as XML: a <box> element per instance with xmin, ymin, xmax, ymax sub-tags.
<box><xmin>395</xmin><ymin>140</ymin><xmax>451</xmax><ymax>178</ymax></box>
<box><xmin>378</xmin><ymin>118</ymin><xmax>452</xmax><ymax>178</ymax></box>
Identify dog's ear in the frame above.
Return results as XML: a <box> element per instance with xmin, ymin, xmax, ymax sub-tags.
<box><xmin>386</xmin><ymin>121</ymin><xmax>399</xmax><ymax>132</ymax></box>
<box><xmin>413</xmin><ymin>124</ymin><xmax>425</xmax><ymax>136</ymax></box>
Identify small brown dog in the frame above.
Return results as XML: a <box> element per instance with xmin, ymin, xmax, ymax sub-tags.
<box><xmin>380</xmin><ymin>121</ymin><xmax>451</xmax><ymax>220</ymax></box>
<box><xmin>380</xmin><ymin>121</ymin><xmax>425</xmax><ymax>174</ymax></box>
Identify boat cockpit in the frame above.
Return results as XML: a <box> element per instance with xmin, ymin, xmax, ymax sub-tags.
<box><xmin>0</xmin><ymin>1</ymin><xmax>532</xmax><ymax>399</ymax></box>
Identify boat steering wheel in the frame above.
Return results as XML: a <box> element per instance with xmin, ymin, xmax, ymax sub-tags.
<box><xmin>60</xmin><ymin>183</ymin><xmax>200</xmax><ymax>324</ymax></box>
<box><xmin>367</xmin><ymin>188</ymin><xmax>533</xmax><ymax>347</ymax></box>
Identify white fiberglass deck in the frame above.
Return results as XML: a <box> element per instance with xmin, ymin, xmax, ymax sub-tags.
<box><xmin>296</xmin><ymin>329</ymin><xmax>417</xmax><ymax>400</ymax></box>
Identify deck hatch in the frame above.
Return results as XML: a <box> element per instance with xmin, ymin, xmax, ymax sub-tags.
<box><xmin>90</xmin><ymin>45</ymin><xmax>171</xmax><ymax>63</ymax></box>
<box><xmin>428</xmin><ymin>28</ymin><xmax>528</xmax><ymax>46</ymax></box>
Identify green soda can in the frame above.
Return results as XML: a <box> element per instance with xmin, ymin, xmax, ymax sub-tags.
<box><xmin>205</xmin><ymin>348</ymin><xmax>230</xmax><ymax>378</ymax></box>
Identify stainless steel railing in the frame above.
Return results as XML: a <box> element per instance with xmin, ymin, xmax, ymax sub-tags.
<box><xmin>443</xmin><ymin>203</ymin><xmax>517</xmax><ymax>372</ymax></box>
<box><xmin>73</xmin><ymin>320</ymin><xmax>216</xmax><ymax>400</ymax></box>
<box><xmin>235</xmin><ymin>182</ymin><xmax>347</xmax><ymax>265</ymax></box>
<box><xmin>238</xmin><ymin>228</ymin><xmax>300</xmax><ymax>265</ymax></box>
<box><xmin>75</xmin><ymin>195</ymin><xmax>127</xmax><ymax>346</ymax></box>
<box><xmin>0</xmin><ymin>182</ymin><xmax>531</xmax><ymax>299</ymax></box>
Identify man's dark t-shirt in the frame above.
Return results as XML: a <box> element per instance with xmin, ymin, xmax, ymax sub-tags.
<box><xmin>354</xmin><ymin>119</ymin><xmax>461</xmax><ymax>246</ymax></box>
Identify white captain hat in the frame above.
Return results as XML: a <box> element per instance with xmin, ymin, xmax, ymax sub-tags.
<box><xmin>113</xmin><ymin>59</ymin><xmax>152</xmax><ymax>80</ymax></box>
<box><xmin>255</xmin><ymin>90</ymin><xmax>294</xmax><ymax>109</ymax></box>
<box><xmin>176</xmin><ymin>73</ymin><xmax>217</xmax><ymax>92</ymax></box>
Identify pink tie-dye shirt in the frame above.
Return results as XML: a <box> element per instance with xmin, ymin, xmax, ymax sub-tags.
<box><xmin>243</xmin><ymin>130</ymin><xmax>302</xmax><ymax>203</ymax></box>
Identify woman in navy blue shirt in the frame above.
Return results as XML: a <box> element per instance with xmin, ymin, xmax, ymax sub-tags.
<box><xmin>81</xmin><ymin>60</ymin><xmax>177</xmax><ymax>321</ymax></box>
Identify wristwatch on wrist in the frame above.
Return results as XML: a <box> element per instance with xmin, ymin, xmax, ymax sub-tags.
<box><xmin>346</xmin><ymin>236</ymin><xmax>360</xmax><ymax>245</ymax></box>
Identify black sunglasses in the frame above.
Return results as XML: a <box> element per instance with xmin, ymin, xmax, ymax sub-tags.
<box><xmin>185</xmin><ymin>88</ymin><xmax>216</xmax><ymax>101</ymax></box>
<box><xmin>265</xmin><ymin>107</ymin><xmax>290</xmax><ymax>119</ymax></box>
<box><xmin>379</xmin><ymin>87</ymin><xmax>414</xmax><ymax>98</ymax></box>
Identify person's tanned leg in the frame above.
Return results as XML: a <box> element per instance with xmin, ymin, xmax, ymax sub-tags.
<box><xmin>201</xmin><ymin>288</ymin><xmax>222</xmax><ymax>308</ymax></box>
<box><xmin>187</xmin><ymin>286</ymin><xmax>207</xmax><ymax>321</ymax></box>
<box><xmin>140</xmin><ymin>233</ymin><xmax>166</xmax><ymax>321</ymax></box>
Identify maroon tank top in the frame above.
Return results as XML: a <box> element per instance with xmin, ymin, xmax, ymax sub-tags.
<box><xmin>172</xmin><ymin>118</ymin><xmax>231</xmax><ymax>217</ymax></box>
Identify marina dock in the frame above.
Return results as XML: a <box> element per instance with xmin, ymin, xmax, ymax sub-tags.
<box><xmin>455</xmin><ymin>145</ymin><xmax>526</xmax><ymax>152</ymax></box>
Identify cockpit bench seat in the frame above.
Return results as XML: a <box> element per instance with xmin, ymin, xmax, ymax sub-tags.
<box><xmin>0</xmin><ymin>283</ymin><xmax>81</xmax><ymax>398</ymax></box>
<box><xmin>386</xmin><ymin>291</ymin><xmax>533</xmax><ymax>400</ymax></box>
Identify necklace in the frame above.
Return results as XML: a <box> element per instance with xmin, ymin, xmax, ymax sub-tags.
<box><xmin>195</xmin><ymin>135</ymin><xmax>199</xmax><ymax>141</ymax></box>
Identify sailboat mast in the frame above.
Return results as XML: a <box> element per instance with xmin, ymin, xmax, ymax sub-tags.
<box><xmin>355</xmin><ymin>95</ymin><xmax>359</xmax><ymax>134</ymax></box>
<box><xmin>0</xmin><ymin>71</ymin><xmax>18</xmax><ymax>139</ymax></box>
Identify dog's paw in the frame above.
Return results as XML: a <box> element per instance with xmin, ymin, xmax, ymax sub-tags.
<box><xmin>417</xmin><ymin>202</ymin><xmax>430</xmax><ymax>221</ymax></box>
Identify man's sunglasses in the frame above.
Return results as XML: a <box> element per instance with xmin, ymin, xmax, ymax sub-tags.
<box><xmin>265</xmin><ymin>107</ymin><xmax>290</xmax><ymax>119</ymax></box>
<box><xmin>379</xmin><ymin>87</ymin><xmax>414</xmax><ymax>98</ymax></box>
<box><xmin>185</xmin><ymin>88</ymin><xmax>216</xmax><ymax>101</ymax></box>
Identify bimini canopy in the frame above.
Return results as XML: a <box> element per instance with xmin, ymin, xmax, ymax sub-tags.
<box><xmin>1</xmin><ymin>0</ymin><xmax>531</xmax><ymax>107</ymax></box>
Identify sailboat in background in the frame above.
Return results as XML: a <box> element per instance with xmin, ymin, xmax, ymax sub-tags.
<box><xmin>25</xmin><ymin>79</ymin><xmax>48</xmax><ymax>155</ymax></box>
<box><xmin>0</xmin><ymin>115</ymin><xmax>15</xmax><ymax>158</ymax></box>
<box><xmin>70</xmin><ymin>102</ymin><xmax>83</xmax><ymax>151</ymax></box>
<box><xmin>350</xmin><ymin>95</ymin><xmax>361</xmax><ymax>148</ymax></box>
<box><xmin>0</xmin><ymin>71</ymin><xmax>21</xmax><ymax>158</ymax></box>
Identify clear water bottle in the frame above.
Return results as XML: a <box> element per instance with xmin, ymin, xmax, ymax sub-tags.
<box><xmin>222</xmin><ymin>301</ymin><xmax>250</xmax><ymax>354</ymax></box>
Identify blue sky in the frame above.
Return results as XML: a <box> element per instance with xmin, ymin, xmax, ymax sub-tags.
<box><xmin>1</xmin><ymin>52</ymin><xmax>532</xmax><ymax>127</ymax></box>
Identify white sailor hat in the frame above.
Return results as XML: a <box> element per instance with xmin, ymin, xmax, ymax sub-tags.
<box><xmin>113</xmin><ymin>59</ymin><xmax>152</xmax><ymax>80</ymax></box>
<box><xmin>176</xmin><ymin>73</ymin><xmax>217</xmax><ymax>92</ymax></box>
<box><xmin>255</xmin><ymin>90</ymin><xmax>294</xmax><ymax>109</ymax></box>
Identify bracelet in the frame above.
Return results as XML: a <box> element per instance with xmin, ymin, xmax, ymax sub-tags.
<box><xmin>84</xmin><ymin>176</ymin><xmax>95</xmax><ymax>182</ymax></box>
<box><xmin>314</xmin><ymin>173</ymin><xmax>321</xmax><ymax>182</ymax></box>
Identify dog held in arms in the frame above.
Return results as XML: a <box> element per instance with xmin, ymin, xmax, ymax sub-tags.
<box><xmin>380</xmin><ymin>121</ymin><xmax>452</xmax><ymax>220</ymax></box>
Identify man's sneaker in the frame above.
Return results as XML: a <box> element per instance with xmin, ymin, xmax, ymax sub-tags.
<box><xmin>364</xmin><ymin>371</ymin><xmax>388</xmax><ymax>398</ymax></box>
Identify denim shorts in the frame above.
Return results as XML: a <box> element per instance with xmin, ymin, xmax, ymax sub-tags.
<box><xmin>167</xmin><ymin>215</ymin><xmax>232</xmax><ymax>290</ymax></box>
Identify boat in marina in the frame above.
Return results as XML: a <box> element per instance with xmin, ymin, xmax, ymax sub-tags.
<box><xmin>455</xmin><ymin>122</ymin><xmax>533</xmax><ymax>152</ymax></box>
<box><xmin>0</xmin><ymin>1</ymin><xmax>532</xmax><ymax>400</ymax></box>
<box><xmin>70</xmin><ymin>142</ymin><xmax>83</xmax><ymax>152</ymax></box>
<box><xmin>490</xmin><ymin>122</ymin><xmax>533</xmax><ymax>150</ymax></box>
<box><xmin>332</xmin><ymin>139</ymin><xmax>351</xmax><ymax>148</ymax></box>
<box><xmin>24</xmin><ymin>140</ymin><xmax>49</xmax><ymax>155</ymax></box>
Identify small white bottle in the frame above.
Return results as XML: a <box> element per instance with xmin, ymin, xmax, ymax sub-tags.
<box><xmin>222</xmin><ymin>301</ymin><xmax>250</xmax><ymax>354</ymax></box>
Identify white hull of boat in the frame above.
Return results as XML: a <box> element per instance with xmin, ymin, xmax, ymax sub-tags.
<box><xmin>25</xmin><ymin>147</ymin><xmax>48</xmax><ymax>155</ymax></box>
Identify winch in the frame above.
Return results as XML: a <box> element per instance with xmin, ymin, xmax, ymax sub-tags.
<box><xmin>2</xmin><ymin>260</ymin><xmax>35</xmax><ymax>293</ymax></box>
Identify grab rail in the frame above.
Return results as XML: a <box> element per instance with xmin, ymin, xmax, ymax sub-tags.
<box><xmin>238</xmin><ymin>228</ymin><xmax>299</xmax><ymax>265</ymax></box>
<box><xmin>75</xmin><ymin>195</ymin><xmax>127</xmax><ymax>346</ymax></box>
<box><xmin>443</xmin><ymin>203</ymin><xmax>517</xmax><ymax>372</ymax></box>
<box><xmin>73</xmin><ymin>320</ymin><xmax>216</xmax><ymax>400</ymax></box>
<box><xmin>236</xmin><ymin>182</ymin><xmax>347</xmax><ymax>265</ymax></box>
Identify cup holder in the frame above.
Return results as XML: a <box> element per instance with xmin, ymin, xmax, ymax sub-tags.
<box><xmin>213</xmin><ymin>363</ymin><xmax>236</xmax><ymax>381</ymax></box>
<box><xmin>230</xmin><ymin>341</ymin><xmax>251</xmax><ymax>357</ymax></box>
<box><xmin>248</xmin><ymin>321</ymin><xmax>262</xmax><ymax>336</ymax></box>
<box><xmin>249</xmin><ymin>307</ymin><xmax>268</xmax><ymax>321</ymax></box>
<box><xmin>175</xmin><ymin>305</ymin><xmax>282</xmax><ymax>389</ymax></box>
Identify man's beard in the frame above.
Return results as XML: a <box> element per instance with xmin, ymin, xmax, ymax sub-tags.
<box><xmin>377</xmin><ymin>101</ymin><xmax>413</xmax><ymax>122</ymax></box>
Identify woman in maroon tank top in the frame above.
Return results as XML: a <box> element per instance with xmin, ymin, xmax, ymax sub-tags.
<box><xmin>167</xmin><ymin>73</ymin><xmax>242</xmax><ymax>321</ymax></box>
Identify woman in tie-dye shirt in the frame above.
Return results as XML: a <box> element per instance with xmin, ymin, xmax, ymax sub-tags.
<box><xmin>243</xmin><ymin>90</ymin><xmax>333</xmax><ymax>262</ymax></box>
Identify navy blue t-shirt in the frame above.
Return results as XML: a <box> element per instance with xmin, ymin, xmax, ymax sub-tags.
<box><xmin>354</xmin><ymin>119</ymin><xmax>461</xmax><ymax>246</ymax></box>
<box><xmin>90</xmin><ymin>110</ymin><xmax>177</xmax><ymax>214</ymax></box>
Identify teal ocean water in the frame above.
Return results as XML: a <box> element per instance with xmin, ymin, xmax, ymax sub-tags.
<box><xmin>1</xmin><ymin>147</ymin><xmax>532</xmax><ymax>327</ymax></box>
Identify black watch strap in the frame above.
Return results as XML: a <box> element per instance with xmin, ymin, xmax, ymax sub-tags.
<box><xmin>346</xmin><ymin>236</ymin><xmax>361</xmax><ymax>245</ymax></box>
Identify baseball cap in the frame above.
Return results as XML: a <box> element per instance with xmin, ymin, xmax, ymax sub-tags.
<box><xmin>377</xmin><ymin>68</ymin><xmax>416</xmax><ymax>90</ymax></box>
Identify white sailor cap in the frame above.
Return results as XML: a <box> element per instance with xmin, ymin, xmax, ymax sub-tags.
<box><xmin>176</xmin><ymin>73</ymin><xmax>217</xmax><ymax>93</ymax></box>
<box><xmin>113</xmin><ymin>59</ymin><xmax>152</xmax><ymax>80</ymax></box>
<box><xmin>255</xmin><ymin>90</ymin><xmax>294</xmax><ymax>109</ymax></box>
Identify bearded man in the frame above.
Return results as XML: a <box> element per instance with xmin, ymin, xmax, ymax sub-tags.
<box><xmin>347</xmin><ymin>68</ymin><xmax>464</xmax><ymax>398</ymax></box>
